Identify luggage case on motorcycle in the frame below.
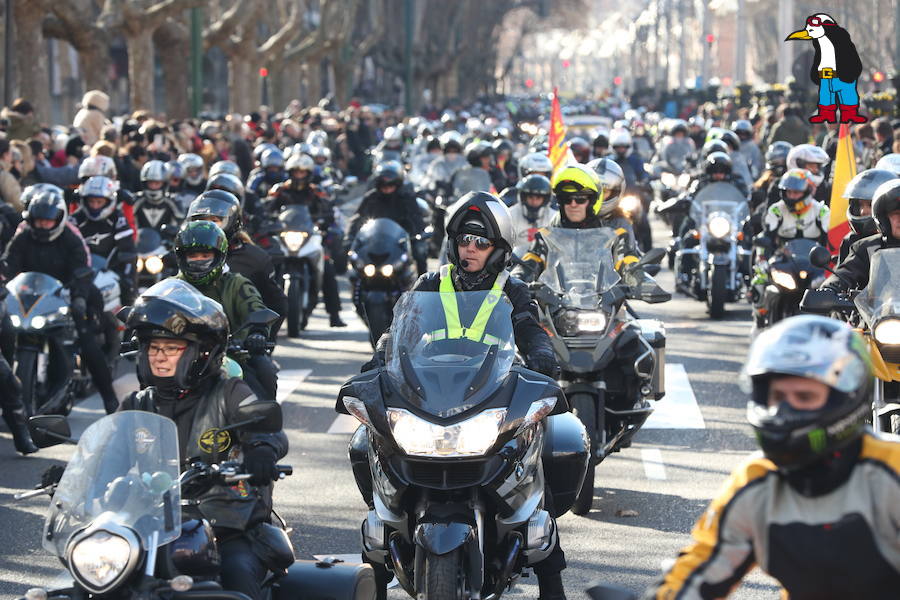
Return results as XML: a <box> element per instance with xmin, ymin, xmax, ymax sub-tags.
<box><xmin>272</xmin><ymin>557</ymin><xmax>376</xmax><ymax>600</ymax></box>
<box><xmin>541</xmin><ymin>412</ymin><xmax>590</xmax><ymax>517</ymax></box>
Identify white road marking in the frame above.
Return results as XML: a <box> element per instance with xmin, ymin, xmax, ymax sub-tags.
<box><xmin>641</xmin><ymin>448</ymin><xmax>667</xmax><ymax>480</ymax></box>
<box><xmin>328</xmin><ymin>413</ymin><xmax>361</xmax><ymax>434</ymax></box>
<box><xmin>643</xmin><ymin>363</ymin><xmax>706</xmax><ymax>429</ymax></box>
<box><xmin>276</xmin><ymin>368</ymin><xmax>312</xmax><ymax>403</ymax></box>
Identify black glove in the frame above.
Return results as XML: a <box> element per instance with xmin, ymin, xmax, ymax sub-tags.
<box><xmin>243</xmin><ymin>445</ymin><xmax>279</xmax><ymax>486</ymax></box>
<box><xmin>243</xmin><ymin>333</ymin><xmax>268</xmax><ymax>354</ymax></box>
<box><xmin>40</xmin><ymin>465</ymin><xmax>66</xmax><ymax>489</ymax></box>
<box><xmin>526</xmin><ymin>349</ymin><xmax>560</xmax><ymax>379</ymax></box>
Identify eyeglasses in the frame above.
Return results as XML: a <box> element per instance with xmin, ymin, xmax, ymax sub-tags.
<box><xmin>456</xmin><ymin>234</ymin><xmax>494</xmax><ymax>250</ymax></box>
<box><xmin>806</xmin><ymin>16</ymin><xmax>832</xmax><ymax>27</ymax></box>
<box><xmin>147</xmin><ymin>343</ymin><xmax>187</xmax><ymax>357</ymax></box>
<box><xmin>558</xmin><ymin>195</ymin><xmax>591</xmax><ymax>206</ymax></box>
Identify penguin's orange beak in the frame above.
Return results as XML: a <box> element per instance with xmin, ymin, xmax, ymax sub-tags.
<box><xmin>785</xmin><ymin>29</ymin><xmax>812</xmax><ymax>41</ymax></box>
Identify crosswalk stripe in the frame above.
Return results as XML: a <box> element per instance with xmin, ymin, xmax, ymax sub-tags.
<box><xmin>327</xmin><ymin>413</ymin><xmax>361</xmax><ymax>434</ymax></box>
<box><xmin>641</xmin><ymin>448</ymin><xmax>668</xmax><ymax>480</ymax></box>
<box><xmin>643</xmin><ymin>363</ymin><xmax>706</xmax><ymax>429</ymax></box>
<box><xmin>276</xmin><ymin>368</ymin><xmax>312</xmax><ymax>403</ymax></box>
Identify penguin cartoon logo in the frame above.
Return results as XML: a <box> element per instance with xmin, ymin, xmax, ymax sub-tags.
<box><xmin>785</xmin><ymin>13</ymin><xmax>867</xmax><ymax>125</ymax></box>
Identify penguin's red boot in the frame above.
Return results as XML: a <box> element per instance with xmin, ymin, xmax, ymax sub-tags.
<box><xmin>839</xmin><ymin>104</ymin><xmax>868</xmax><ymax>124</ymax></box>
<box><xmin>808</xmin><ymin>104</ymin><xmax>837</xmax><ymax>123</ymax></box>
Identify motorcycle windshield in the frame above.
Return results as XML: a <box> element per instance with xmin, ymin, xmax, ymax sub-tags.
<box><xmin>855</xmin><ymin>248</ymin><xmax>900</xmax><ymax>325</ymax></box>
<box><xmin>278</xmin><ymin>205</ymin><xmax>315</xmax><ymax>233</ymax></box>
<box><xmin>141</xmin><ymin>278</ymin><xmax>218</xmax><ymax>314</ymax></box>
<box><xmin>538</xmin><ymin>227</ymin><xmax>621</xmax><ymax>308</ymax></box>
<box><xmin>43</xmin><ymin>411</ymin><xmax>181</xmax><ymax>557</ymax></box>
<box><xmin>6</xmin><ymin>272</ymin><xmax>65</xmax><ymax>316</ymax></box>
<box><xmin>779</xmin><ymin>239</ymin><xmax>818</xmax><ymax>264</ymax></box>
<box><xmin>386</xmin><ymin>290</ymin><xmax>516</xmax><ymax>418</ymax></box>
<box><xmin>690</xmin><ymin>182</ymin><xmax>748</xmax><ymax>223</ymax></box>
<box><xmin>353</xmin><ymin>218</ymin><xmax>409</xmax><ymax>262</ymax></box>
<box><xmin>661</xmin><ymin>140</ymin><xmax>691</xmax><ymax>171</ymax></box>
<box><xmin>136</xmin><ymin>228</ymin><xmax>163</xmax><ymax>255</ymax></box>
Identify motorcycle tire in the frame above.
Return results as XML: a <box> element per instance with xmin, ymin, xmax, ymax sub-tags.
<box><xmin>424</xmin><ymin>549</ymin><xmax>464</xmax><ymax>600</ymax></box>
<box><xmin>16</xmin><ymin>349</ymin><xmax>38</xmax><ymax>417</ymax></box>
<box><xmin>707</xmin><ymin>265</ymin><xmax>728</xmax><ymax>319</ymax></box>
<box><xmin>287</xmin><ymin>277</ymin><xmax>307</xmax><ymax>338</ymax></box>
<box><xmin>571</xmin><ymin>394</ymin><xmax>599</xmax><ymax>515</ymax></box>
<box><xmin>363</xmin><ymin>302</ymin><xmax>390</xmax><ymax>350</ymax></box>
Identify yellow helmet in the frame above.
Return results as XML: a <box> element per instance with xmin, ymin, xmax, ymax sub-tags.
<box><xmin>551</xmin><ymin>164</ymin><xmax>604</xmax><ymax>220</ymax></box>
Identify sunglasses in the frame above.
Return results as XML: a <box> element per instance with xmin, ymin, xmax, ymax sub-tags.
<box><xmin>457</xmin><ymin>234</ymin><xmax>494</xmax><ymax>250</ymax></box>
<box><xmin>806</xmin><ymin>16</ymin><xmax>833</xmax><ymax>27</ymax></box>
<box><xmin>559</xmin><ymin>195</ymin><xmax>590</xmax><ymax>206</ymax></box>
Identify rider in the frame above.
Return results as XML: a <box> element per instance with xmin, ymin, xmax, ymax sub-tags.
<box><xmin>247</xmin><ymin>147</ymin><xmax>287</xmax><ymax>199</ymax></box>
<box><xmin>509</xmin><ymin>173</ymin><xmax>554</xmax><ymax>248</ymax></box>
<box><xmin>787</xmin><ymin>143</ymin><xmax>831</xmax><ymax>202</ymax></box>
<box><xmin>121</xmin><ymin>280</ymin><xmax>288</xmax><ymax>600</ymax></box>
<box><xmin>360</xmin><ymin>191</ymin><xmax>566</xmax><ymax>600</ymax></box>
<box><xmin>71</xmin><ymin>175</ymin><xmax>137</xmax><ymax>305</ymax></box>
<box><xmin>173</xmin><ymin>221</ymin><xmax>277</xmax><ymax>402</ymax></box>
<box><xmin>186</xmin><ymin>190</ymin><xmax>287</xmax><ymax>340</ymax></box>
<box><xmin>177</xmin><ymin>152</ymin><xmax>207</xmax><ymax>199</ymax></box>
<box><xmin>822</xmin><ymin>178</ymin><xmax>900</xmax><ymax>292</ymax></box>
<box><xmin>499</xmin><ymin>151</ymin><xmax>555</xmax><ymax>207</ymax></box>
<box><xmin>732</xmin><ymin>119</ymin><xmax>764</xmax><ymax>180</ymax></box>
<box><xmin>750</xmin><ymin>141</ymin><xmax>793</xmax><ymax>218</ymax></box>
<box><xmin>2</xmin><ymin>188</ymin><xmax>120</xmax><ymax>413</ymax></box>
<box><xmin>762</xmin><ymin>168</ymin><xmax>829</xmax><ymax>247</ymax></box>
<box><xmin>451</xmin><ymin>140</ymin><xmax>495</xmax><ymax>198</ymax></box>
<box><xmin>269</xmin><ymin>152</ymin><xmax>346</xmax><ymax>328</ymax></box>
<box><xmin>649</xmin><ymin>314</ymin><xmax>900</xmax><ymax>599</ymax></box>
<box><xmin>134</xmin><ymin>159</ymin><xmax>184</xmax><ymax>229</ymax></box>
<box><xmin>836</xmin><ymin>169</ymin><xmax>896</xmax><ymax>264</ymax></box>
<box><xmin>347</xmin><ymin>160</ymin><xmax>427</xmax><ymax>275</ymax></box>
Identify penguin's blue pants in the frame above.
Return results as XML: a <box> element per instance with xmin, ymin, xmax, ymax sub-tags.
<box><xmin>818</xmin><ymin>77</ymin><xmax>859</xmax><ymax>106</ymax></box>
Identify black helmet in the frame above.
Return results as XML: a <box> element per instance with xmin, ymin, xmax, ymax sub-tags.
<box><xmin>125</xmin><ymin>278</ymin><xmax>229</xmax><ymax>390</ymax></box>
<box><xmin>25</xmin><ymin>187</ymin><xmax>68</xmax><ymax>243</ymax></box>
<box><xmin>871</xmin><ymin>179</ymin><xmax>900</xmax><ymax>241</ymax></box>
<box><xmin>174</xmin><ymin>221</ymin><xmax>230</xmax><ymax>286</ymax></box>
<box><xmin>206</xmin><ymin>173</ymin><xmax>245</xmax><ymax>206</ymax></box>
<box><xmin>843</xmin><ymin>169</ymin><xmax>896</xmax><ymax>237</ymax></box>
<box><xmin>492</xmin><ymin>138</ymin><xmax>513</xmax><ymax>156</ymax></box>
<box><xmin>719</xmin><ymin>130</ymin><xmax>741</xmax><ymax>152</ymax></box>
<box><xmin>373</xmin><ymin>160</ymin><xmax>404</xmax><ymax>190</ymax></box>
<box><xmin>445</xmin><ymin>191</ymin><xmax>514</xmax><ymax>278</ymax></box>
<box><xmin>741</xmin><ymin>315</ymin><xmax>871</xmax><ymax>473</ymax></box>
<box><xmin>465</xmin><ymin>141</ymin><xmax>493</xmax><ymax>167</ymax></box>
<box><xmin>592</xmin><ymin>131</ymin><xmax>609</xmax><ymax>150</ymax></box>
<box><xmin>187</xmin><ymin>190</ymin><xmax>244</xmax><ymax>241</ymax></box>
<box><xmin>765</xmin><ymin>141</ymin><xmax>793</xmax><ymax>173</ymax></box>
<box><xmin>425</xmin><ymin>136</ymin><xmax>442</xmax><ymax>153</ymax></box>
<box><xmin>670</xmin><ymin>121</ymin><xmax>689</xmax><ymax>136</ymax></box>
<box><xmin>701</xmin><ymin>139</ymin><xmax>729</xmax><ymax>160</ymax></box>
<box><xmin>516</xmin><ymin>174</ymin><xmax>552</xmax><ymax>221</ymax></box>
<box><xmin>704</xmin><ymin>151</ymin><xmax>733</xmax><ymax>176</ymax></box>
<box><xmin>568</xmin><ymin>137</ymin><xmax>591</xmax><ymax>163</ymax></box>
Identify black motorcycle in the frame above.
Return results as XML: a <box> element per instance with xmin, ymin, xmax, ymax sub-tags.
<box><xmin>21</xmin><ymin>407</ymin><xmax>375</xmax><ymax>600</ymax></box>
<box><xmin>527</xmin><ymin>228</ymin><xmax>668</xmax><ymax>515</ymax></box>
<box><xmin>277</xmin><ymin>205</ymin><xmax>324</xmax><ymax>337</ymax></box>
<box><xmin>337</xmin><ymin>290</ymin><xmax>589</xmax><ymax>599</ymax></box>
<box><xmin>135</xmin><ymin>228</ymin><xmax>174</xmax><ymax>291</ymax></box>
<box><xmin>753</xmin><ymin>237</ymin><xmax>825</xmax><ymax>329</ymax></box>
<box><xmin>348</xmin><ymin>218</ymin><xmax>418</xmax><ymax>347</ymax></box>
<box><xmin>5</xmin><ymin>272</ymin><xmax>83</xmax><ymax>416</ymax></box>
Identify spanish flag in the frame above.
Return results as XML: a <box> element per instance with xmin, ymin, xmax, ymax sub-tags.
<box><xmin>827</xmin><ymin>123</ymin><xmax>857</xmax><ymax>254</ymax></box>
<box><xmin>548</xmin><ymin>88</ymin><xmax>570</xmax><ymax>174</ymax></box>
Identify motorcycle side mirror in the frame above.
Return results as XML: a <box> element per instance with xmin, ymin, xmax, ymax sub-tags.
<box><xmin>586</xmin><ymin>583</ymin><xmax>638</xmax><ymax>600</ymax></box>
<box><xmin>232</xmin><ymin>399</ymin><xmax>283</xmax><ymax>433</ymax></box>
<box><xmin>644</xmin><ymin>264</ymin><xmax>661</xmax><ymax>276</ymax></box>
<box><xmin>808</xmin><ymin>245</ymin><xmax>832</xmax><ymax>269</ymax></box>
<box><xmin>159</xmin><ymin>223</ymin><xmax>178</xmax><ymax>239</ymax></box>
<box><xmin>799</xmin><ymin>288</ymin><xmax>855</xmax><ymax>314</ymax></box>
<box><xmin>28</xmin><ymin>415</ymin><xmax>75</xmax><ymax>448</ymax></box>
<box><xmin>637</xmin><ymin>248</ymin><xmax>665</xmax><ymax>266</ymax></box>
<box><xmin>246</xmin><ymin>308</ymin><xmax>280</xmax><ymax>326</ymax></box>
<box><xmin>113</xmin><ymin>251</ymin><xmax>138</xmax><ymax>267</ymax></box>
<box><xmin>72</xmin><ymin>266</ymin><xmax>93</xmax><ymax>282</ymax></box>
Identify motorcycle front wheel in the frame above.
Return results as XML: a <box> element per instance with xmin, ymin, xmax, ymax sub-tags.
<box><xmin>424</xmin><ymin>549</ymin><xmax>465</xmax><ymax>600</ymax></box>
<box><xmin>570</xmin><ymin>393</ymin><xmax>600</xmax><ymax>515</ymax></box>
<box><xmin>287</xmin><ymin>275</ymin><xmax>308</xmax><ymax>338</ymax></box>
<box><xmin>707</xmin><ymin>265</ymin><xmax>728</xmax><ymax>319</ymax></box>
<box><xmin>16</xmin><ymin>349</ymin><xmax>38</xmax><ymax>417</ymax></box>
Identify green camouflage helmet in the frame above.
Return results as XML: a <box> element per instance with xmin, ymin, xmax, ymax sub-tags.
<box><xmin>174</xmin><ymin>220</ymin><xmax>229</xmax><ymax>286</ymax></box>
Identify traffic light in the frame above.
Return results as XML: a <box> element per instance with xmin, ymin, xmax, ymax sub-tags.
<box><xmin>525</xmin><ymin>78</ymin><xmax>534</xmax><ymax>88</ymax></box>
<box><xmin>706</xmin><ymin>34</ymin><xmax>715</xmax><ymax>44</ymax></box>
<box><xmin>874</xmin><ymin>71</ymin><xmax>885</xmax><ymax>83</ymax></box>
<box><xmin>259</xmin><ymin>67</ymin><xmax>269</xmax><ymax>78</ymax></box>
<box><xmin>613</xmin><ymin>76</ymin><xmax>623</xmax><ymax>86</ymax></box>
<box><xmin>562</xmin><ymin>60</ymin><xmax>570</xmax><ymax>69</ymax></box>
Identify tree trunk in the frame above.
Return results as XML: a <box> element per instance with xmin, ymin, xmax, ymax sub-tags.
<box><xmin>78</xmin><ymin>38</ymin><xmax>110</xmax><ymax>93</ymax></box>
<box><xmin>126</xmin><ymin>29</ymin><xmax>156</xmax><ymax>112</ymax></box>
<box><xmin>154</xmin><ymin>22</ymin><xmax>190</xmax><ymax>119</ymax></box>
<box><xmin>13</xmin><ymin>0</ymin><xmax>51</xmax><ymax>121</ymax></box>
<box><xmin>332</xmin><ymin>54</ymin><xmax>353</xmax><ymax>108</ymax></box>
<box><xmin>227</xmin><ymin>54</ymin><xmax>254</xmax><ymax>113</ymax></box>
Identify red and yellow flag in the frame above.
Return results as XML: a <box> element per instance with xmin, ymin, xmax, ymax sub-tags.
<box><xmin>827</xmin><ymin>124</ymin><xmax>857</xmax><ymax>253</ymax></box>
<box><xmin>548</xmin><ymin>88</ymin><xmax>569</xmax><ymax>174</ymax></box>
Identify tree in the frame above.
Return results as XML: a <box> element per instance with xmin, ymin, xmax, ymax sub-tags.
<box><xmin>13</xmin><ymin>0</ymin><xmax>52</xmax><ymax>119</ymax></box>
<box><xmin>154</xmin><ymin>18</ymin><xmax>191</xmax><ymax>118</ymax></box>
<box><xmin>329</xmin><ymin>0</ymin><xmax>385</xmax><ymax>107</ymax></box>
<box><xmin>43</xmin><ymin>0</ymin><xmax>112</xmax><ymax>94</ymax></box>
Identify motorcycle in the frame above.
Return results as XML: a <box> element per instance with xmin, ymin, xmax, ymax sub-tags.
<box><xmin>802</xmin><ymin>247</ymin><xmax>900</xmax><ymax>434</ymax></box>
<box><xmin>91</xmin><ymin>251</ymin><xmax>128</xmax><ymax>371</ymax></box>
<box><xmin>337</xmin><ymin>290</ymin><xmax>589</xmax><ymax>600</ymax></box>
<box><xmin>278</xmin><ymin>205</ymin><xmax>324</xmax><ymax>337</ymax></box>
<box><xmin>348</xmin><ymin>218</ymin><xmax>418</xmax><ymax>348</ymax></box>
<box><xmin>674</xmin><ymin>182</ymin><xmax>751</xmax><ymax>319</ymax></box>
<box><xmin>526</xmin><ymin>228</ymin><xmax>668</xmax><ymax>515</ymax></box>
<box><xmin>20</xmin><ymin>408</ymin><xmax>375</xmax><ymax>600</ymax></box>
<box><xmin>753</xmin><ymin>237</ymin><xmax>825</xmax><ymax>329</ymax></box>
<box><xmin>5</xmin><ymin>272</ymin><xmax>83</xmax><ymax>416</ymax></box>
<box><xmin>135</xmin><ymin>228</ymin><xmax>172</xmax><ymax>291</ymax></box>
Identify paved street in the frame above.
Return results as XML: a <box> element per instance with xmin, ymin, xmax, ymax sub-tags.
<box><xmin>0</xmin><ymin>219</ymin><xmax>779</xmax><ymax>598</ymax></box>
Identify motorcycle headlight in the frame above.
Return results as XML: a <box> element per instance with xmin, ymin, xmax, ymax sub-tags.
<box><xmin>31</xmin><ymin>315</ymin><xmax>46</xmax><ymax>329</ymax></box>
<box><xmin>678</xmin><ymin>173</ymin><xmax>691</xmax><ymax>187</ymax></box>
<box><xmin>770</xmin><ymin>269</ymin><xmax>796</xmax><ymax>290</ymax></box>
<box><xmin>875</xmin><ymin>319</ymin><xmax>900</xmax><ymax>345</ymax></box>
<box><xmin>387</xmin><ymin>408</ymin><xmax>506</xmax><ymax>457</ymax></box>
<box><xmin>282</xmin><ymin>231</ymin><xmax>308</xmax><ymax>253</ymax></box>
<box><xmin>576</xmin><ymin>311</ymin><xmax>607</xmax><ymax>333</ymax></box>
<box><xmin>136</xmin><ymin>257</ymin><xmax>144</xmax><ymax>272</ymax></box>
<box><xmin>363</xmin><ymin>264</ymin><xmax>377</xmax><ymax>277</ymax></box>
<box><xmin>9</xmin><ymin>314</ymin><xmax>21</xmax><ymax>327</ymax></box>
<box><xmin>707</xmin><ymin>215</ymin><xmax>731</xmax><ymax>238</ymax></box>
<box><xmin>380</xmin><ymin>264</ymin><xmax>394</xmax><ymax>277</ymax></box>
<box><xmin>619</xmin><ymin>195</ymin><xmax>640</xmax><ymax>214</ymax></box>
<box><xmin>660</xmin><ymin>173</ymin><xmax>676</xmax><ymax>188</ymax></box>
<box><xmin>69</xmin><ymin>530</ymin><xmax>135</xmax><ymax>592</ymax></box>
<box><xmin>144</xmin><ymin>256</ymin><xmax>164</xmax><ymax>275</ymax></box>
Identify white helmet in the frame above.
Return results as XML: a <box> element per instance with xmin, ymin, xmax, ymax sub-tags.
<box><xmin>79</xmin><ymin>175</ymin><xmax>118</xmax><ymax>221</ymax></box>
<box><xmin>518</xmin><ymin>152</ymin><xmax>553</xmax><ymax>179</ymax></box>
<box><xmin>286</xmin><ymin>153</ymin><xmax>315</xmax><ymax>173</ymax></box>
<box><xmin>466</xmin><ymin>117</ymin><xmax>484</xmax><ymax>134</ymax></box>
<box><xmin>140</xmin><ymin>160</ymin><xmax>169</xmax><ymax>203</ymax></box>
<box><xmin>79</xmin><ymin>155</ymin><xmax>117</xmax><ymax>181</ymax></box>
<box><xmin>609</xmin><ymin>128</ymin><xmax>633</xmax><ymax>149</ymax></box>
<box><xmin>875</xmin><ymin>153</ymin><xmax>900</xmax><ymax>176</ymax></box>
<box><xmin>383</xmin><ymin>126</ymin><xmax>403</xmax><ymax>144</ymax></box>
<box><xmin>178</xmin><ymin>153</ymin><xmax>205</xmax><ymax>186</ymax></box>
<box><xmin>787</xmin><ymin>144</ymin><xmax>830</xmax><ymax>187</ymax></box>
<box><xmin>306</xmin><ymin>130</ymin><xmax>328</xmax><ymax>148</ymax></box>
